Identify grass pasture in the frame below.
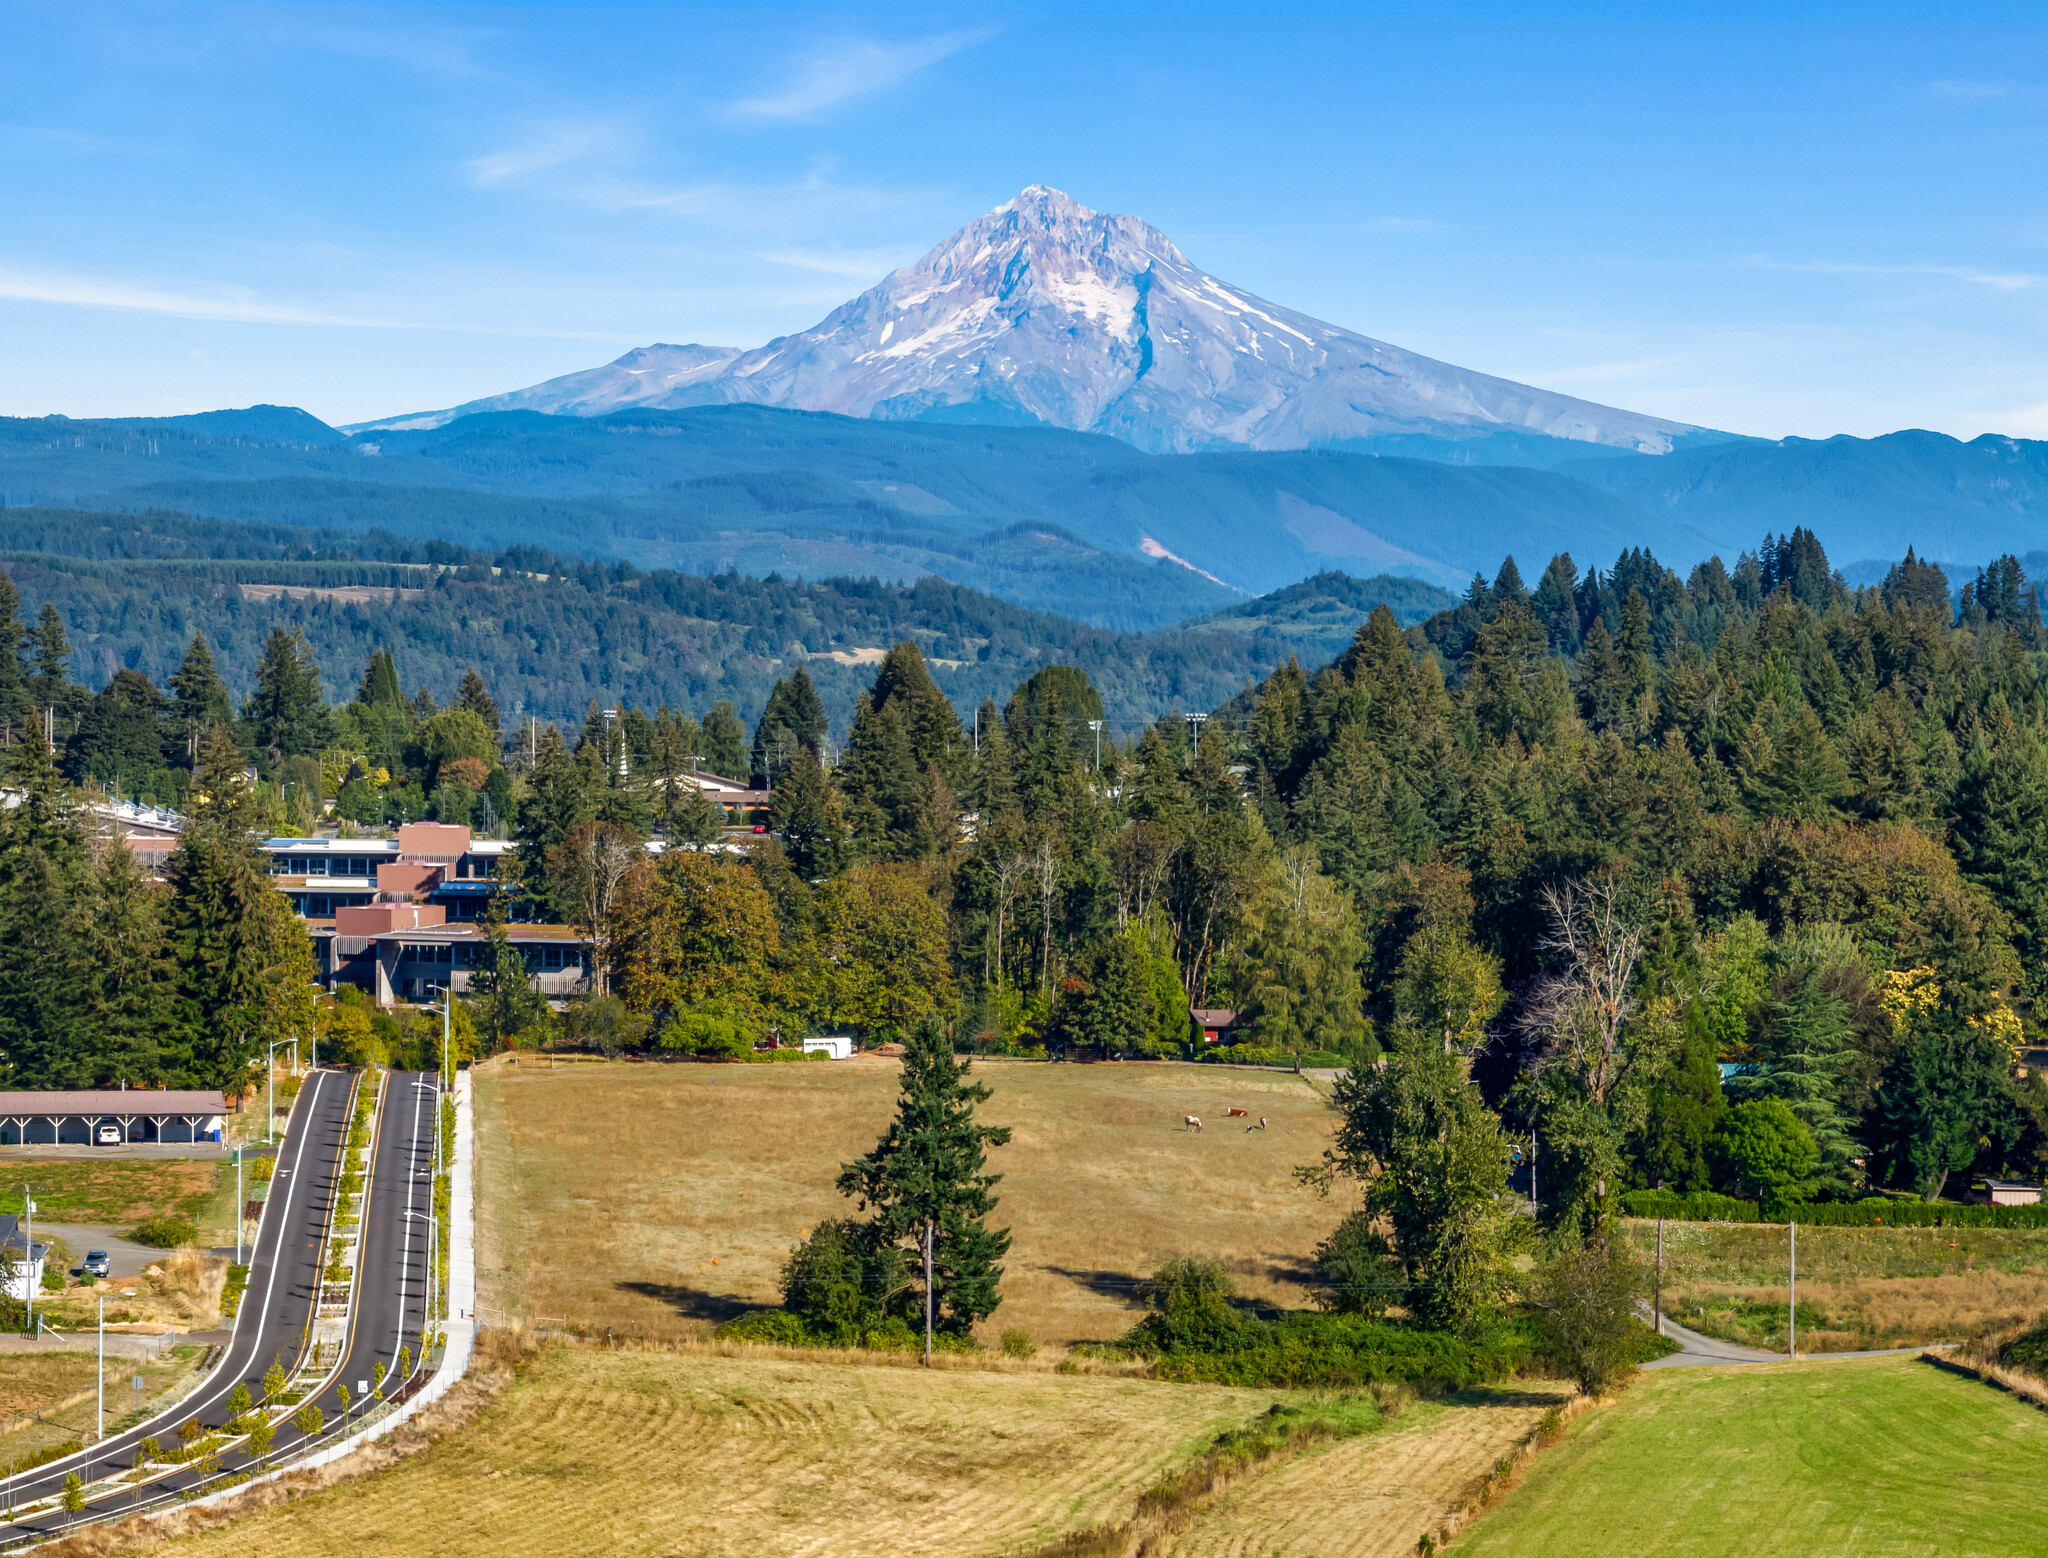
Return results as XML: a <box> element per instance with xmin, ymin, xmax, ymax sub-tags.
<box><xmin>1461</xmin><ymin>1356</ymin><xmax>2048</xmax><ymax>1558</ymax></box>
<box><xmin>475</xmin><ymin>1057</ymin><xmax>1342</xmax><ymax>1344</ymax></box>
<box><xmin>0</xmin><ymin>1161</ymin><xmax>218</xmax><ymax>1231</ymax></box>
<box><xmin>1623</xmin><ymin>1218</ymin><xmax>2048</xmax><ymax>1351</ymax></box>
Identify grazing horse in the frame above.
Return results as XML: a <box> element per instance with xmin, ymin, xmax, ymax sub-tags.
<box><xmin>1225</xmin><ymin>1108</ymin><xmax>1250</xmax><ymax>1118</ymax></box>
<box><xmin>1246</xmin><ymin>1117</ymin><xmax>1269</xmax><ymax>1132</ymax></box>
<box><xmin>1184</xmin><ymin>1115</ymin><xmax>1202</xmax><ymax>1133</ymax></box>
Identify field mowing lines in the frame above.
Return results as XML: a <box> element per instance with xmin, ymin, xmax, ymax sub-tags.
<box><xmin>1173</xmin><ymin>1389</ymin><xmax>1563</xmax><ymax>1558</ymax></box>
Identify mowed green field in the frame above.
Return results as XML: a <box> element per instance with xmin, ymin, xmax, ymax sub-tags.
<box><xmin>1462</xmin><ymin>1357</ymin><xmax>2048</xmax><ymax>1558</ymax></box>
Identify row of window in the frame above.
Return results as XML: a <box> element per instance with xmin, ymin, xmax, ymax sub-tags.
<box><xmin>270</xmin><ymin>855</ymin><xmax>500</xmax><ymax>879</ymax></box>
<box><xmin>395</xmin><ymin>943</ymin><xmax>583</xmax><ymax>970</ymax></box>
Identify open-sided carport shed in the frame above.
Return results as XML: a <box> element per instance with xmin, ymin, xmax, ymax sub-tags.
<box><xmin>0</xmin><ymin>1090</ymin><xmax>228</xmax><ymax>1146</ymax></box>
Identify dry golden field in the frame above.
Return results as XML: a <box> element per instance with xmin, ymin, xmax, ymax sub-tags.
<box><xmin>474</xmin><ymin>1056</ymin><xmax>1344</xmax><ymax>1344</ymax></box>
<box><xmin>1620</xmin><ymin>1218</ymin><xmax>2048</xmax><ymax>1350</ymax></box>
<box><xmin>140</xmin><ymin>1345</ymin><xmax>1386</xmax><ymax>1558</ymax></box>
<box><xmin>1173</xmin><ymin>1384</ymin><xmax>1568</xmax><ymax>1558</ymax></box>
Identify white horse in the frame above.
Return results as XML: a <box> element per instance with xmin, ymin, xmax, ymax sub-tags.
<box><xmin>1184</xmin><ymin>1114</ymin><xmax>1202</xmax><ymax>1133</ymax></box>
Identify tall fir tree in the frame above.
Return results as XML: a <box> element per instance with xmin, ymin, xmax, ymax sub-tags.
<box><xmin>167</xmin><ymin>634</ymin><xmax>233</xmax><ymax>765</ymax></box>
<box><xmin>699</xmin><ymin>701</ymin><xmax>750</xmax><ymax>783</ymax></box>
<box><xmin>836</xmin><ymin>1015</ymin><xmax>1013</xmax><ymax>1335</ymax></box>
<box><xmin>455</xmin><ymin>668</ymin><xmax>501</xmax><ymax>734</ymax></box>
<box><xmin>27</xmin><ymin>603</ymin><xmax>74</xmax><ymax>717</ymax></box>
<box><xmin>0</xmin><ymin>730</ymin><xmax>94</xmax><ymax>1085</ymax></box>
<box><xmin>245</xmin><ymin>626</ymin><xmax>333</xmax><ymax>761</ymax></box>
<box><xmin>870</xmin><ymin>643</ymin><xmax>961</xmax><ymax>777</ymax></box>
<box><xmin>165</xmin><ymin>724</ymin><xmax>312</xmax><ymax>1089</ymax></box>
<box><xmin>0</xmin><ymin>573</ymin><xmax>28</xmax><ymax>729</ymax></box>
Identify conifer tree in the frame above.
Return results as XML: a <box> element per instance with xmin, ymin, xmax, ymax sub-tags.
<box><xmin>837</xmin><ymin>693</ymin><xmax>918</xmax><ymax>855</ymax></box>
<box><xmin>514</xmin><ymin>727</ymin><xmax>594</xmax><ymax>917</ymax></box>
<box><xmin>167</xmin><ymin>634</ymin><xmax>233</xmax><ymax>764</ymax></box>
<box><xmin>966</xmin><ymin>701</ymin><xmax>1018</xmax><ymax>822</ymax></box>
<box><xmin>455</xmin><ymin>668</ymin><xmax>501</xmax><ymax>734</ymax></box>
<box><xmin>165</xmin><ymin>725</ymin><xmax>311</xmax><ymax>1089</ymax></box>
<box><xmin>699</xmin><ymin>701</ymin><xmax>750</xmax><ymax>782</ymax></box>
<box><xmin>837</xmin><ymin>1016</ymin><xmax>1013</xmax><ymax>1336</ymax></box>
<box><xmin>0</xmin><ymin>731</ymin><xmax>94</xmax><ymax>1085</ymax></box>
<box><xmin>28</xmin><ymin>603</ymin><xmax>74</xmax><ymax>715</ymax></box>
<box><xmin>1630</xmin><ymin>1009</ymin><xmax>1725</xmax><ymax>1191</ymax></box>
<box><xmin>870</xmin><ymin>643</ymin><xmax>960</xmax><ymax>776</ymax></box>
<box><xmin>245</xmin><ymin>627</ymin><xmax>333</xmax><ymax>761</ymax></box>
<box><xmin>1949</xmin><ymin>725</ymin><xmax>2048</xmax><ymax>1000</ymax></box>
<box><xmin>0</xmin><ymin>573</ymin><xmax>28</xmax><ymax>729</ymax></box>
<box><xmin>752</xmin><ymin>667</ymin><xmax>829</xmax><ymax>781</ymax></box>
<box><xmin>770</xmin><ymin>746</ymin><xmax>843</xmax><ymax>878</ymax></box>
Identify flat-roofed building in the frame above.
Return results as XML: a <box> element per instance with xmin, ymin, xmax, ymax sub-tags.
<box><xmin>0</xmin><ymin>1089</ymin><xmax>228</xmax><ymax>1146</ymax></box>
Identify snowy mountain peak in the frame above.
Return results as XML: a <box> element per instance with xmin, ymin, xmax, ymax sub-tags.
<box><xmin>351</xmin><ymin>186</ymin><xmax>1696</xmax><ymax>455</ymax></box>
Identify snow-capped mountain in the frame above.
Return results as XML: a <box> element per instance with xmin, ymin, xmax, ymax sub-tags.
<box><xmin>355</xmin><ymin>186</ymin><xmax>1696</xmax><ymax>454</ymax></box>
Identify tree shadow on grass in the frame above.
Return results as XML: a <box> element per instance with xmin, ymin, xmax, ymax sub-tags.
<box><xmin>615</xmin><ymin>1281</ymin><xmax>772</xmax><ymax>1324</ymax></box>
<box><xmin>1044</xmin><ymin>1266</ymin><xmax>1146</xmax><ymax>1304</ymax></box>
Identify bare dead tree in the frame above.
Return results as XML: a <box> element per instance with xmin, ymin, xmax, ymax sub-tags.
<box><xmin>1519</xmin><ymin>877</ymin><xmax>1646</xmax><ymax>1106</ymax></box>
<box><xmin>1108</xmin><ymin>821</ymin><xmax>1181</xmax><ymax>930</ymax></box>
<box><xmin>1032</xmin><ymin>837</ymin><xmax>1060</xmax><ymax>993</ymax></box>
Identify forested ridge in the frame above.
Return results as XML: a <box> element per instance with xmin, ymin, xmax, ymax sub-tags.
<box><xmin>4</xmin><ymin>520</ymin><xmax>2048</xmax><ymax>1231</ymax></box>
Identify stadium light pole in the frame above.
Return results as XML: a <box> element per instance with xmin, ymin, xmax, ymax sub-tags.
<box><xmin>1088</xmin><ymin>719</ymin><xmax>1104</xmax><ymax>771</ymax></box>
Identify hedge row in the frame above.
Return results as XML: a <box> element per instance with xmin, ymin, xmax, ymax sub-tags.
<box><xmin>1620</xmin><ymin>1189</ymin><xmax>2048</xmax><ymax>1229</ymax></box>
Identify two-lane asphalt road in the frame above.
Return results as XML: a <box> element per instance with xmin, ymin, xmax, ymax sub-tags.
<box><xmin>0</xmin><ymin>1068</ymin><xmax>439</xmax><ymax>1541</ymax></box>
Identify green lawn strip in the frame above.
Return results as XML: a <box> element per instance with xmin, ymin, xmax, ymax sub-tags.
<box><xmin>1458</xmin><ymin>1357</ymin><xmax>2048</xmax><ymax>1558</ymax></box>
<box><xmin>0</xmin><ymin>1161</ymin><xmax>219</xmax><ymax>1230</ymax></box>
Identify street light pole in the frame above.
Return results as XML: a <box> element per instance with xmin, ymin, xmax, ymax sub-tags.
<box><xmin>1088</xmin><ymin>719</ymin><xmax>1103</xmax><ymax>771</ymax></box>
<box><xmin>23</xmin><ymin>1183</ymin><xmax>35</xmax><ymax>1338</ymax></box>
<box><xmin>96</xmin><ymin>1295</ymin><xmax>104</xmax><ymax>1440</ymax></box>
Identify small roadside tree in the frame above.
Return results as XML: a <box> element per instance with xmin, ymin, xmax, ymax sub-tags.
<box><xmin>836</xmin><ymin>1016</ymin><xmax>1012</xmax><ymax>1348</ymax></box>
<box><xmin>1531</xmin><ymin>1236</ymin><xmax>1644</xmax><ymax>1397</ymax></box>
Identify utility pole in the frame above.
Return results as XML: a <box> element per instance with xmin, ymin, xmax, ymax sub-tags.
<box><xmin>1529</xmin><ymin>1133</ymin><xmax>1538</xmax><ymax>1218</ymax></box>
<box><xmin>1789</xmin><ymin>1220</ymin><xmax>1797</xmax><ymax>1358</ymax></box>
<box><xmin>923</xmin><ymin>1219</ymin><xmax>934</xmax><ymax>1367</ymax></box>
<box><xmin>234</xmin><ymin>1149</ymin><xmax>242</xmax><ymax>1265</ymax></box>
<box><xmin>1088</xmin><ymin>719</ymin><xmax>1103</xmax><ymax>771</ymax></box>
<box><xmin>23</xmin><ymin>1185</ymin><xmax>35</xmax><ymax>1338</ymax></box>
<box><xmin>1655</xmin><ymin>1218</ymin><xmax>1664</xmax><ymax>1337</ymax></box>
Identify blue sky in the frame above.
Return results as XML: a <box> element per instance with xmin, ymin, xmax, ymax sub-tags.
<box><xmin>3</xmin><ymin>2</ymin><xmax>2045</xmax><ymax>438</ymax></box>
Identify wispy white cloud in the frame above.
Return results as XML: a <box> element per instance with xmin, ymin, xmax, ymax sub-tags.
<box><xmin>1358</xmin><ymin>216</ymin><xmax>1441</xmax><ymax>234</ymax></box>
<box><xmin>1744</xmin><ymin>256</ymin><xmax>2044</xmax><ymax>291</ymax></box>
<box><xmin>728</xmin><ymin>30</ymin><xmax>992</xmax><ymax>122</ymax></box>
<box><xmin>0</xmin><ymin>264</ymin><xmax>632</xmax><ymax>339</ymax></box>
<box><xmin>291</xmin><ymin>22</ymin><xmax>495</xmax><ymax>81</ymax></box>
<box><xmin>0</xmin><ymin>268</ymin><xmax>391</xmax><ymax>327</ymax></box>
<box><xmin>0</xmin><ymin>124</ymin><xmax>166</xmax><ymax>156</ymax></box>
<box><xmin>757</xmin><ymin>245</ymin><xmax>915</xmax><ymax>279</ymax></box>
<box><xmin>466</xmin><ymin>121</ymin><xmax>624</xmax><ymax>187</ymax></box>
<box><xmin>1930</xmin><ymin>78</ymin><xmax>2014</xmax><ymax>103</ymax></box>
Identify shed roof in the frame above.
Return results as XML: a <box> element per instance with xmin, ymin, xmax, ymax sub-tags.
<box><xmin>0</xmin><ymin>1090</ymin><xmax>226</xmax><ymax>1115</ymax></box>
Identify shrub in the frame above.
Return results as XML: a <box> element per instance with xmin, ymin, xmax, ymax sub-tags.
<box><xmin>245</xmin><ymin>1418</ymin><xmax>274</xmax><ymax>1457</ymax></box>
<box><xmin>1532</xmin><ymin>1238</ymin><xmax>1645</xmax><ymax>1396</ymax></box>
<box><xmin>129</xmin><ymin>1216</ymin><xmax>199</xmax><ymax>1250</ymax></box>
<box><xmin>1619</xmin><ymin>1189</ymin><xmax>1761</xmax><ymax>1223</ymax></box>
<box><xmin>659</xmin><ymin>1009</ymin><xmax>754</xmax><ymax>1059</ymax></box>
<box><xmin>1710</xmin><ymin>1098</ymin><xmax>1816</xmax><ymax>1210</ymax></box>
<box><xmin>1112</xmin><ymin>1307</ymin><xmax>1534</xmax><ymax>1390</ymax></box>
<box><xmin>1000</xmin><ymin>1328</ymin><xmax>1038</xmax><ymax>1358</ymax></box>
<box><xmin>1137</xmin><ymin>1256</ymin><xmax>1234</xmax><ymax>1313</ymax></box>
<box><xmin>61</xmin><ymin>1472</ymin><xmax>83</xmax><ymax>1512</ymax></box>
<box><xmin>1311</xmin><ymin>1213</ymin><xmax>1405</xmax><ymax>1318</ymax></box>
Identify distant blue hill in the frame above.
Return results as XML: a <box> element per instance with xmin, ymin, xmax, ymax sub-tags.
<box><xmin>7</xmin><ymin>406</ymin><xmax>2048</xmax><ymax>627</ymax></box>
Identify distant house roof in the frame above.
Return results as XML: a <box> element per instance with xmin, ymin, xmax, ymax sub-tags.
<box><xmin>1191</xmin><ymin>1009</ymin><xmax>1239</xmax><ymax>1027</ymax></box>
<box><xmin>0</xmin><ymin>1090</ymin><xmax>227</xmax><ymax>1116</ymax></box>
<box><xmin>0</xmin><ymin>1216</ymin><xmax>49</xmax><ymax>1263</ymax></box>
